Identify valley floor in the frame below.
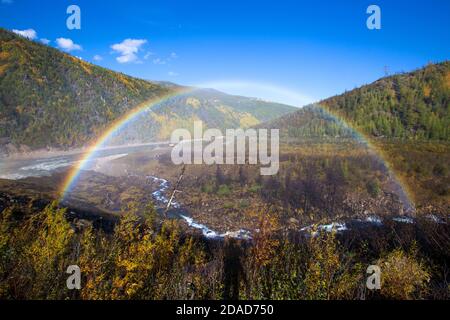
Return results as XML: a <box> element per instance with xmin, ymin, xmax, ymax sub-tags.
<box><xmin>0</xmin><ymin>138</ymin><xmax>448</xmax><ymax>299</ymax></box>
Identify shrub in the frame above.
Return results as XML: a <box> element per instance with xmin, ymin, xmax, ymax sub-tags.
<box><xmin>201</xmin><ymin>182</ymin><xmax>214</xmax><ymax>194</ymax></box>
<box><xmin>217</xmin><ymin>184</ymin><xmax>231</xmax><ymax>196</ymax></box>
<box><xmin>248</xmin><ymin>184</ymin><xmax>262</xmax><ymax>193</ymax></box>
<box><xmin>303</xmin><ymin>232</ymin><xmax>362</xmax><ymax>300</ymax></box>
<box><xmin>366</xmin><ymin>179</ymin><xmax>381</xmax><ymax>198</ymax></box>
<box><xmin>378</xmin><ymin>248</ymin><xmax>430</xmax><ymax>299</ymax></box>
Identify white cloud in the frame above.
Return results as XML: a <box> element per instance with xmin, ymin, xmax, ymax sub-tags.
<box><xmin>168</xmin><ymin>71</ymin><xmax>179</xmax><ymax>77</ymax></box>
<box><xmin>93</xmin><ymin>55</ymin><xmax>103</xmax><ymax>61</ymax></box>
<box><xmin>152</xmin><ymin>52</ymin><xmax>178</xmax><ymax>65</ymax></box>
<box><xmin>40</xmin><ymin>38</ymin><xmax>50</xmax><ymax>45</ymax></box>
<box><xmin>56</xmin><ymin>38</ymin><xmax>82</xmax><ymax>51</ymax></box>
<box><xmin>144</xmin><ymin>51</ymin><xmax>154</xmax><ymax>60</ymax></box>
<box><xmin>153</xmin><ymin>57</ymin><xmax>166</xmax><ymax>65</ymax></box>
<box><xmin>111</xmin><ymin>39</ymin><xmax>147</xmax><ymax>63</ymax></box>
<box><xmin>12</xmin><ymin>29</ymin><xmax>37</xmax><ymax>40</ymax></box>
<box><xmin>116</xmin><ymin>54</ymin><xmax>135</xmax><ymax>64</ymax></box>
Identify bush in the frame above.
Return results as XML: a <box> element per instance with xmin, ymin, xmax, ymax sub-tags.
<box><xmin>303</xmin><ymin>232</ymin><xmax>363</xmax><ymax>300</ymax></box>
<box><xmin>217</xmin><ymin>184</ymin><xmax>231</xmax><ymax>196</ymax></box>
<box><xmin>201</xmin><ymin>182</ymin><xmax>214</xmax><ymax>194</ymax></box>
<box><xmin>377</xmin><ymin>248</ymin><xmax>430</xmax><ymax>299</ymax></box>
<box><xmin>248</xmin><ymin>184</ymin><xmax>262</xmax><ymax>193</ymax></box>
<box><xmin>366</xmin><ymin>179</ymin><xmax>381</xmax><ymax>198</ymax></box>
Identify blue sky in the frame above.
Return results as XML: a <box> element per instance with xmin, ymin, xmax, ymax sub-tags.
<box><xmin>1</xmin><ymin>0</ymin><xmax>449</xmax><ymax>106</ymax></box>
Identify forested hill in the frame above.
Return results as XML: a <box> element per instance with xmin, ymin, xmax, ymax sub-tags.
<box><xmin>320</xmin><ymin>61</ymin><xmax>450</xmax><ymax>140</ymax></box>
<box><xmin>0</xmin><ymin>28</ymin><xmax>297</xmax><ymax>152</ymax></box>
<box><xmin>0</xmin><ymin>28</ymin><xmax>171</xmax><ymax>149</ymax></box>
<box><xmin>262</xmin><ymin>61</ymin><xmax>449</xmax><ymax>141</ymax></box>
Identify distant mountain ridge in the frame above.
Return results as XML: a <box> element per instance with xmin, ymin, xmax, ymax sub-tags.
<box><xmin>107</xmin><ymin>88</ymin><xmax>297</xmax><ymax>145</ymax></box>
<box><xmin>0</xmin><ymin>28</ymin><xmax>296</xmax><ymax>152</ymax></box>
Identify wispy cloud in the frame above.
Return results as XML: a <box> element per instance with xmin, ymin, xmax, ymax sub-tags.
<box><xmin>111</xmin><ymin>39</ymin><xmax>147</xmax><ymax>63</ymax></box>
<box><xmin>1</xmin><ymin>0</ymin><xmax>14</xmax><ymax>4</ymax></box>
<box><xmin>93</xmin><ymin>55</ymin><xmax>103</xmax><ymax>61</ymax></box>
<box><xmin>12</xmin><ymin>29</ymin><xmax>37</xmax><ymax>40</ymax></box>
<box><xmin>153</xmin><ymin>58</ymin><xmax>166</xmax><ymax>65</ymax></box>
<box><xmin>56</xmin><ymin>38</ymin><xmax>82</xmax><ymax>51</ymax></box>
<box><xmin>40</xmin><ymin>38</ymin><xmax>50</xmax><ymax>45</ymax></box>
<box><xmin>168</xmin><ymin>71</ymin><xmax>179</xmax><ymax>77</ymax></box>
<box><xmin>144</xmin><ymin>51</ymin><xmax>154</xmax><ymax>60</ymax></box>
<box><xmin>153</xmin><ymin>52</ymin><xmax>178</xmax><ymax>65</ymax></box>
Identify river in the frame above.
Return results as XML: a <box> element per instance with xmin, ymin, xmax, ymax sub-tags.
<box><xmin>0</xmin><ymin>144</ymin><xmax>253</xmax><ymax>240</ymax></box>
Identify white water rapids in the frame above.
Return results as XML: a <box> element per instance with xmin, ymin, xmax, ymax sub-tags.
<box><xmin>147</xmin><ymin>175</ymin><xmax>252</xmax><ymax>240</ymax></box>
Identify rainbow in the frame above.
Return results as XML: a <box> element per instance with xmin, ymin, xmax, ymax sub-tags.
<box><xmin>313</xmin><ymin>104</ymin><xmax>415</xmax><ymax>211</ymax></box>
<box><xmin>59</xmin><ymin>86</ymin><xmax>196</xmax><ymax>198</ymax></box>
<box><xmin>59</xmin><ymin>83</ymin><xmax>415</xmax><ymax>211</ymax></box>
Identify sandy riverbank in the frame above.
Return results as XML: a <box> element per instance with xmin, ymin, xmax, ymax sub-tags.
<box><xmin>0</xmin><ymin>141</ymin><xmax>170</xmax><ymax>161</ymax></box>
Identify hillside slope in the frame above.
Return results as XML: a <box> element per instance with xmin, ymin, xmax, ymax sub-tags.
<box><xmin>0</xmin><ymin>28</ymin><xmax>296</xmax><ymax>151</ymax></box>
<box><xmin>263</xmin><ymin>62</ymin><xmax>449</xmax><ymax>142</ymax></box>
<box><xmin>0</xmin><ymin>28</ymin><xmax>171</xmax><ymax>150</ymax></box>
<box><xmin>259</xmin><ymin>104</ymin><xmax>355</xmax><ymax>141</ymax></box>
<box><xmin>321</xmin><ymin>61</ymin><xmax>450</xmax><ymax>140</ymax></box>
<box><xmin>109</xmin><ymin>88</ymin><xmax>297</xmax><ymax>144</ymax></box>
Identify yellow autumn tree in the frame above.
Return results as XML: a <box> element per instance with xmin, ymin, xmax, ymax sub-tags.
<box><xmin>21</xmin><ymin>202</ymin><xmax>75</xmax><ymax>299</ymax></box>
<box><xmin>303</xmin><ymin>231</ymin><xmax>362</xmax><ymax>300</ymax></box>
<box><xmin>378</xmin><ymin>247</ymin><xmax>430</xmax><ymax>300</ymax></box>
